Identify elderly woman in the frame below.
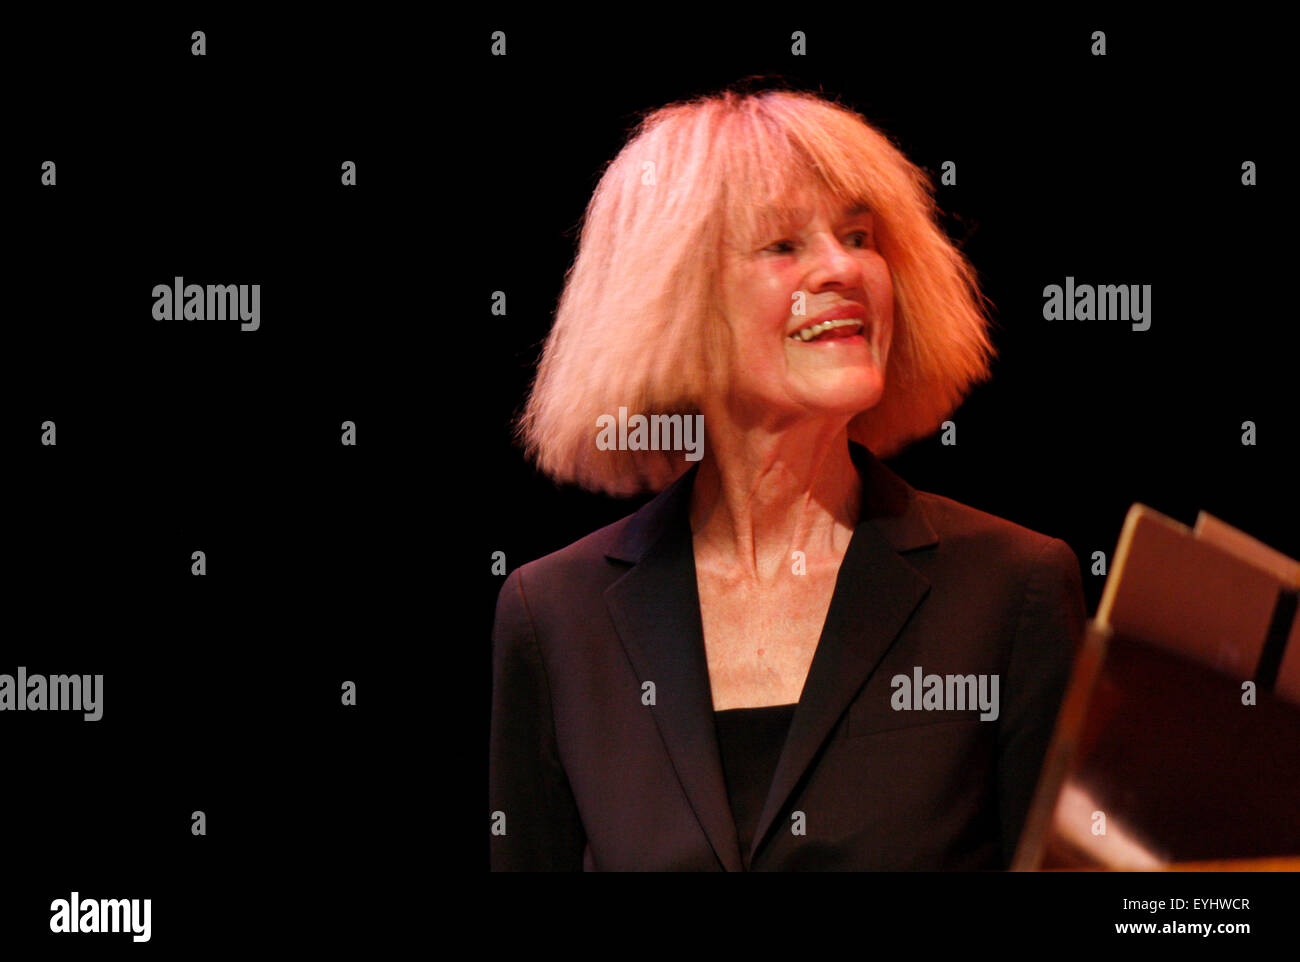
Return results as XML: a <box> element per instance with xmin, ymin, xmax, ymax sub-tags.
<box><xmin>490</xmin><ymin>87</ymin><xmax>1086</xmax><ymax>871</ymax></box>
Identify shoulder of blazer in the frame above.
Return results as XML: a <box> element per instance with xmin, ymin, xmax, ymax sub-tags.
<box><xmin>912</xmin><ymin>488</ymin><xmax>1069</xmax><ymax>557</ymax></box>
<box><xmin>510</xmin><ymin>456</ymin><xmax>698</xmax><ymax>591</ymax></box>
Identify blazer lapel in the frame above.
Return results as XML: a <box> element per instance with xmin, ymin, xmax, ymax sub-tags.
<box><xmin>604</xmin><ymin>470</ymin><xmax>744</xmax><ymax>872</ymax></box>
<box><xmin>748</xmin><ymin>444</ymin><xmax>939</xmax><ymax>864</ymax></box>
<box><xmin>603</xmin><ymin>443</ymin><xmax>939</xmax><ymax>872</ymax></box>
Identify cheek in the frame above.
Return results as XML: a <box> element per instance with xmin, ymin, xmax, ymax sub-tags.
<box><xmin>866</xmin><ymin>253</ymin><xmax>892</xmax><ymax>291</ymax></box>
<box><xmin>866</xmin><ymin>257</ymin><xmax>895</xmax><ymax>319</ymax></box>
<box><xmin>722</xmin><ymin>263</ymin><xmax>775</xmax><ymax>308</ymax></box>
<box><xmin>724</xmin><ymin>268</ymin><xmax>797</xmax><ymax>338</ymax></box>
<box><xmin>756</xmin><ymin>271</ymin><xmax>795</xmax><ymax>319</ymax></box>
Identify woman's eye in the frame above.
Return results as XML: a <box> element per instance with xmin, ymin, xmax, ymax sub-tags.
<box><xmin>764</xmin><ymin>232</ymin><xmax>870</xmax><ymax>254</ymax></box>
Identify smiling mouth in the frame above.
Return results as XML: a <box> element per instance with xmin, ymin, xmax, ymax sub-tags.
<box><xmin>788</xmin><ymin>318</ymin><xmax>866</xmax><ymax>343</ymax></box>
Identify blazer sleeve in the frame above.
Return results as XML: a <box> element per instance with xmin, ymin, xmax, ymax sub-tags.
<box><xmin>996</xmin><ymin>536</ymin><xmax>1088</xmax><ymax>868</ymax></box>
<box><xmin>489</xmin><ymin>567</ymin><xmax>587</xmax><ymax>871</ymax></box>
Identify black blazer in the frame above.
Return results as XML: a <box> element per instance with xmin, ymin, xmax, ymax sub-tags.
<box><xmin>490</xmin><ymin>442</ymin><xmax>1087</xmax><ymax>870</ymax></box>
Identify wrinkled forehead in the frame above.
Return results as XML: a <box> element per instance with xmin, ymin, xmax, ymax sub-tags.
<box><xmin>756</xmin><ymin>200</ymin><xmax>872</xmax><ymax>229</ymax></box>
<box><xmin>725</xmin><ymin>176</ymin><xmax>873</xmax><ymax>244</ymax></box>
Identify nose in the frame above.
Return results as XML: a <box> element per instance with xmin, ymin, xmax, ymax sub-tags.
<box><xmin>804</xmin><ymin>232</ymin><xmax>862</xmax><ymax>291</ymax></box>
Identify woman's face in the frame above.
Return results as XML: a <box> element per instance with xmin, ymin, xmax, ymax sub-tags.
<box><xmin>715</xmin><ymin>189</ymin><xmax>894</xmax><ymax>426</ymax></box>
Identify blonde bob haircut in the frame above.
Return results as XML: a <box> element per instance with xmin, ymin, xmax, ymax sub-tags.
<box><xmin>517</xmin><ymin>86</ymin><xmax>997</xmax><ymax>497</ymax></box>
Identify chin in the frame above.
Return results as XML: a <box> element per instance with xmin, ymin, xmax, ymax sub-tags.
<box><xmin>809</xmin><ymin>372</ymin><xmax>886</xmax><ymax>415</ymax></box>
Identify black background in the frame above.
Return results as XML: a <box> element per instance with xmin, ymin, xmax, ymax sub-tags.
<box><xmin>6</xmin><ymin>12</ymin><xmax>429</xmax><ymax>953</ymax></box>
<box><xmin>2</xmin><ymin>9</ymin><xmax>1294</xmax><ymax>952</ymax></box>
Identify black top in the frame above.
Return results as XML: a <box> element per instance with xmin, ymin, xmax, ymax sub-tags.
<box><xmin>712</xmin><ymin>703</ymin><xmax>797</xmax><ymax>866</ymax></box>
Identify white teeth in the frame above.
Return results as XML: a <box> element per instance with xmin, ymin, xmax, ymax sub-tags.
<box><xmin>789</xmin><ymin>318</ymin><xmax>865</xmax><ymax>342</ymax></box>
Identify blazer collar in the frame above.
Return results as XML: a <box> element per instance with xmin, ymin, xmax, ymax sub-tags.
<box><xmin>602</xmin><ymin>442</ymin><xmax>939</xmax><ymax>870</ymax></box>
<box><xmin>605</xmin><ymin>441</ymin><xmax>937</xmax><ymax>563</ymax></box>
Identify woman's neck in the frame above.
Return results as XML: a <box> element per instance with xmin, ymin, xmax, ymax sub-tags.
<box><xmin>688</xmin><ymin>423</ymin><xmax>861</xmax><ymax>584</ymax></box>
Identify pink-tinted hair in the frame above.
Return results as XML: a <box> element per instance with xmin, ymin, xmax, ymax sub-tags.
<box><xmin>516</xmin><ymin>86</ymin><xmax>997</xmax><ymax>496</ymax></box>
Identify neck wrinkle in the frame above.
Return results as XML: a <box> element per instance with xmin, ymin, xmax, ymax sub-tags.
<box><xmin>688</xmin><ymin>427</ymin><xmax>862</xmax><ymax>583</ymax></box>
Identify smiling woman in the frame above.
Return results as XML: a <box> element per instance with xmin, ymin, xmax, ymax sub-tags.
<box><xmin>492</xmin><ymin>85</ymin><xmax>1087</xmax><ymax>871</ymax></box>
<box><xmin>517</xmin><ymin>87</ymin><xmax>996</xmax><ymax>497</ymax></box>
